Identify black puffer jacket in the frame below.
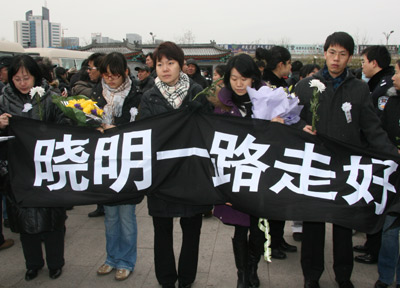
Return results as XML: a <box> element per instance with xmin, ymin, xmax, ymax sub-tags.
<box><xmin>0</xmin><ymin>80</ymin><xmax>67</xmax><ymax>234</ymax></box>
<box><xmin>138</xmin><ymin>78</ymin><xmax>212</xmax><ymax>217</ymax></box>
<box><xmin>0</xmin><ymin>80</ymin><xmax>67</xmax><ymax>123</ymax></box>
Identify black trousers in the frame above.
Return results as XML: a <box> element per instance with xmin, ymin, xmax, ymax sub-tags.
<box><xmin>365</xmin><ymin>230</ymin><xmax>382</xmax><ymax>259</ymax></box>
<box><xmin>234</xmin><ymin>215</ymin><xmax>264</xmax><ymax>253</ymax></box>
<box><xmin>152</xmin><ymin>214</ymin><xmax>203</xmax><ymax>286</ymax></box>
<box><xmin>20</xmin><ymin>230</ymin><xmax>65</xmax><ymax>270</ymax></box>
<box><xmin>0</xmin><ymin>199</ymin><xmax>4</xmax><ymax>246</ymax></box>
<box><xmin>269</xmin><ymin>219</ymin><xmax>285</xmax><ymax>249</ymax></box>
<box><xmin>301</xmin><ymin>222</ymin><xmax>353</xmax><ymax>282</ymax></box>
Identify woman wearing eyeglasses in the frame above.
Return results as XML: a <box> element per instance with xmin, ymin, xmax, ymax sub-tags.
<box><xmin>91</xmin><ymin>52</ymin><xmax>143</xmax><ymax>281</ymax></box>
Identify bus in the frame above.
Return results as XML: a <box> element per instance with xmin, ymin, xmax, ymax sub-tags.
<box><xmin>24</xmin><ymin>48</ymin><xmax>93</xmax><ymax>70</ymax></box>
<box><xmin>0</xmin><ymin>40</ymin><xmax>25</xmax><ymax>57</ymax></box>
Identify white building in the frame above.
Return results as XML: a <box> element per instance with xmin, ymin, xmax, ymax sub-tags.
<box><xmin>14</xmin><ymin>7</ymin><xmax>62</xmax><ymax>48</ymax></box>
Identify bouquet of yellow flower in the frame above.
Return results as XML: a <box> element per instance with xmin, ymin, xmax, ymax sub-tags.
<box><xmin>52</xmin><ymin>95</ymin><xmax>103</xmax><ymax>126</ymax></box>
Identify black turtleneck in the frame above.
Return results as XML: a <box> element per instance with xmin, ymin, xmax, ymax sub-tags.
<box><xmin>262</xmin><ymin>69</ymin><xmax>288</xmax><ymax>88</ymax></box>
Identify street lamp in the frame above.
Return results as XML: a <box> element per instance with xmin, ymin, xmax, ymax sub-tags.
<box><xmin>149</xmin><ymin>32</ymin><xmax>156</xmax><ymax>44</ymax></box>
<box><xmin>383</xmin><ymin>30</ymin><xmax>394</xmax><ymax>46</ymax></box>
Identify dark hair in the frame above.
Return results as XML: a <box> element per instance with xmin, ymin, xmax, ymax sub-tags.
<box><xmin>55</xmin><ymin>66</ymin><xmax>67</xmax><ymax>78</ymax></box>
<box><xmin>214</xmin><ymin>64</ymin><xmax>226</xmax><ymax>78</ymax></box>
<box><xmin>255</xmin><ymin>47</ymin><xmax>268</xmax><ymax>61</ymax></box>
<box><xmin>8</xmin><ymin>54</ymin><xmax>42</xmax><ymax>91</ymax></box>
<box><xmin>153</xmin><ymin>41</ymin><xmax>184</xmax><ymax>69</ymax></box>
<box><xmin>299</xmin><ymin>64</ymin><xmax>320</xmax><ymax>79</ymax></box>
<box><xmin>87</xmin><ymin>52</ymin><xmax>105</xmax><ymax>68</ymax></box>
<box><xmin>361</xmin><ymin>45</ymin><xmax>391</xmax><ymax>69</ymax></box>
<box><xmin>324</xmin><ymin>32</ymin><xmax>355</xmax><ymax>56</ymax></box>
<box><xmin>224</xmin><ymin>54</ymin><xmax>262</xmax><ymax>91</ymax></box>
<box><xmin>36</xmin><ymin>57</ymin><xmax>55</xmax><ymax>83</ymax></box>
<box><xmin>291</xmin><ymin>60</ymin><xmax>303</xmax><ymax>72</ymax></box>
<box><xmin>255</xmin><ymin>60</ymin><xmax>265</xmax><ymax>69</ymax></box>
<box><xmin>262</xmin><ymin>46</ymin><xmax>291</xmax><ymax>71</ymax></box>
<box><xmin>99</xmin><ymin>52</ymin><xmax>128</xmax><ymax>81</ymax></box>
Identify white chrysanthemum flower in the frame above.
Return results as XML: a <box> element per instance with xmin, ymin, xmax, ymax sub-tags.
<box><xmin>29</xmin><ymin>87</ymin><xmax>45</xmax><ymax>99</ymax></box>
<box><xmin>309</xmin><ymin>79</ymin><xmax>326</xmax><ymax>93</ymax></box>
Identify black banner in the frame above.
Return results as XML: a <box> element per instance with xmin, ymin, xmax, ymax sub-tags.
<box><xmin>7</xmin><ymin>110</ymin><xmax>400</xmax><ymax>233</ymax></box>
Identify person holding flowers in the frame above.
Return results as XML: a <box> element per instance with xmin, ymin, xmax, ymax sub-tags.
<box><xmin>212</xmin><ymin>53</ymin><xmax>287</xmax><ymax>288</ymax></box>
<box><xmin>295</xmin><ymin>32</ymin><xmax>398</xmax><ymax>288</ymax></box>
<box><xmin>91</xmin><ymin>52</ymin><xmax>143</xmax><ymax>281</ymax></box>
<box><xmin>0</xmin><ymin>54</ymin><xmax>68</xmax><ymax>281</ymax></box>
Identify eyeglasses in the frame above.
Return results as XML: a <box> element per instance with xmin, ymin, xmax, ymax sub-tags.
<box><xmin>87</xmin><ymin>67</ymin><xmax>98</xmax><ymax>71</ymax></box>
<box><xmin>102</xmin><ymin>73</ymin><xmax>121</xmax><ymax>80</ymax></box>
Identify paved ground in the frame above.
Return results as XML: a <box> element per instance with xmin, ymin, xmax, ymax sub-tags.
<box><xmin>0</xmin><ymin>200</ymin><xmax>380</xmax><ymax>287</ymax></box>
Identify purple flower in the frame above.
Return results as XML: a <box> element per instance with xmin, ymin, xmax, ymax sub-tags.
<box><xmin>74</xmin><ymin>104</ymin><xmax>82</xmax><ymax>110</ymax></box>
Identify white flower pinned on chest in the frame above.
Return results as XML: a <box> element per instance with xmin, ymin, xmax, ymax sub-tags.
<box><xmin>22</xmin><ymin>103</ymin><xmax>32</xmax><ymax>112</ymax></box>
<box><xmin>341</xmin><ymin>102</ymin><xmax>352</xmax><ymax>123</ymax></box>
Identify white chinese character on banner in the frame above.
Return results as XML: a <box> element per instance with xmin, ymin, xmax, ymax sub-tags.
<box><xmin>210</xmin><ymin>132</ymin><xmax>269</xmax><ymax>192</ymax></box>
<box><xmin>94</xmin><ymin>130</ymin><xmax>152</xmax><ymax>193</ymax></box>
<box><xmin>34</xmin><ymin>134</ymin><xmax>90</xmax><ymax>191</ymax></box>
<box><xmin>343</xmin><ymin>157</ymin><xmax>397</xmax><ymax>214</ymax></box>
<box><xmin>270</xmin><ymin>143</ymin><xmax>337</xmax><ymax>200</ymax></box>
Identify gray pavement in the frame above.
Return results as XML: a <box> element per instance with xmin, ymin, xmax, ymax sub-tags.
<box><xmin>0</xmin><ymin>200</ymin><xmax>379</xmax><ymax>287</ymax></box>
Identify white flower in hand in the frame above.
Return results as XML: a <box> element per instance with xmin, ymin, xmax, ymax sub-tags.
<box><xmin>309</xmin><ymin>79</ymin><xmax>326</xmax><ymax>93</ymax></box>
<box><xmin>29</xmin><ymin>86</ymin><xmax>45</xmax><ymax>99</ymax></box>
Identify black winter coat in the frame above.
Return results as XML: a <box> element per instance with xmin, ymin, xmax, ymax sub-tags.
<box><xmin>368</xmin><ymin>66</ymin><xmax>394</xmax><ymax>116</ymax></box>
<box><xmin>138</xmin><ymin>79</ymin><xmax>213</xmax><ymax>217</ymax></box>
<box><xmin>381</xmin><ymin>91</ymin><xmax>400</xmax><ymax>148</ymax></box>
<box><xmin>295</xmin><ymin>69</ymin><xmax>398</xmax><ymax>156</ymax></box>
<box><xmin>0</xmin><ymin>80</ymin><xmax>67</xmax><ymax>234</ymax></box>
<box><xmin>91</xmin><ymin>80</ymin><xmax>142</xmax><ymax>126</ymax></box>
<box><xmin>91</xmin><ymin>79</ymin><xmax>144</xmax><ymax>206</ymax></box>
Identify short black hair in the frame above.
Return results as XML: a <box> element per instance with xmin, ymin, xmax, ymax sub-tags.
<box><xmin>361</xmin><ymin>45</ymin><xmax>391</xmax><ymax>69</ymax></box>
<box><xmin>99</xmin><ymin>52</ymin><xmax>128</xmax><ymax>81</ymax></box>
<box><xmin>291</xmin><ymin>60</ymin><xmax>303</xmax><ymax>72</ymax></box>
<box><xmin>55</xmin><ymin>66</ymin><xmax>67</xmax><ymax>78</ymax></box>
<box><xmin>87</xmin><ymin>52</ymin><xmax>105</xmax><ymax>68</ymax></box>
<box><xmin>324</xmin><ymin>32</ymin><xmax>355</xmax><ymax>56</ymax></box>
<box><xmin>153</xmin><ymin>41</ymin><xmax>184</xmax><ymax>69</ymax></box>
<box><xmin>8</xmin><ymin>54</ymin><xmax>42</xmax><ymax>91</ymax></box>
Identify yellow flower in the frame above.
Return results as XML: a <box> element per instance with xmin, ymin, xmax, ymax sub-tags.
<box><xmin>96</xmin><ymin>109</ymin><xmax>104</xmax><ymax>117</ymax></box>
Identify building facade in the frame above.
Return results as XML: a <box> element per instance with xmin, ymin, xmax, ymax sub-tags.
<box><xmin>14</xmin><ymin>7</ymin><xmax>61</xmax><ymax>48</ymax></box>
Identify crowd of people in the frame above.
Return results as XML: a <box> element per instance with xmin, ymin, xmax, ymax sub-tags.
<box><xmin>0</xmin><ymin>31</ymin><xmax>400</xmax><ymax>288</ymax></box>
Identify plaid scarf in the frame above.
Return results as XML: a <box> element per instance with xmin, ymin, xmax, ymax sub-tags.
<box><xmin>101</xmin><ymin>77</ymin><xmax>131</xmax><ymax>124</ymax></box>
<box><xmin>322</xmin><ymin>65</ymin><xmax>347</xmax><ymax>91</ymax></box>
<box><xmin>155</xmin><ymin>72</ymin><xmax>190</xmax><ymax>109</ymax></box>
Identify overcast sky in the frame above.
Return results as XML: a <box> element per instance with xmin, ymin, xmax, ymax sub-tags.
<box><xmin>1</xmin><ymin>0</ymin><xmax>399</xmax><ymax>47</ymax></box>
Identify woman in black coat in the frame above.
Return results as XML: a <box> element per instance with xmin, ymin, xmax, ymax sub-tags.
<box><xmin>139</xmin><ymin>41</ymin><xmax>211</xmax><ymax>288</ymax></box>
<box><xmin>0</xmin><ymin>55</ymin><xmax>67</xmax><ymax>281</ymax></box>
